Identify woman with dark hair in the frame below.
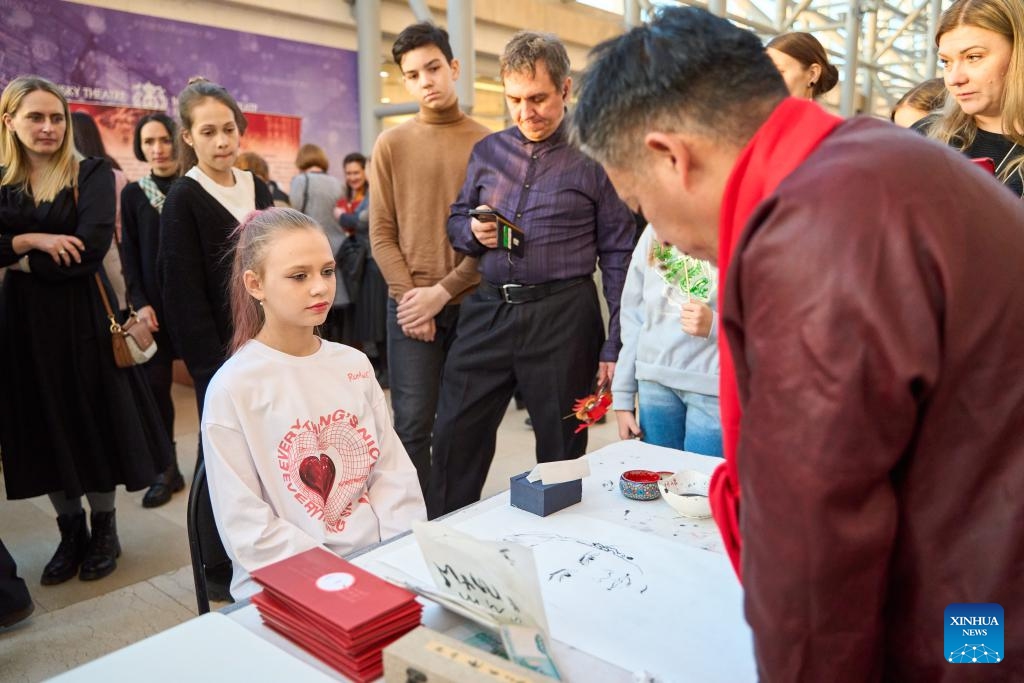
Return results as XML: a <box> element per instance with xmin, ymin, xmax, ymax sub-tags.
<box><xmin>766</xmin><ymin>32</ymin><xmax>840</xmax><ymax>100</ymax></box>
<box><xmin>121</xmin><ymin>112</ymin><xmax>185</xmax><ymax>507</ymax></box>
<box><xmin>336</xmin><ymin>152</ymin><xmax>388</xmax><ymax>385</ymax></box>
<box><xmin>925</xmin><ymin>0</ymin><xmax>1023</xmax><ymax>197</ymax></box>
<box><xmin>1</xmin><ymin>76</ymin><xmax>171</xmax><ymax>584</ymax></box>
<box><xmin>157</xmin><ymin>78</ymin><xmax>273</xmax><ymax>600</ymax></box>
<box><xmin>336</xmin><ymin>151</ymin><xmax>367</xmax><ymax>214</ymax></box>
<box><xmin>71</xmin><ymin>111</ymin><xmax>128</xmax><ymax>313</ymax></box>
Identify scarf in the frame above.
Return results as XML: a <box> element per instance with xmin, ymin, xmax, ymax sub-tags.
<box><xmin>138</xmin><ymin>174</ymin><xmax>167</xmax><ymax>213</ymax></box>
<box><xmin>710</xmin><ymin>98</ymin><xmax>843</xmax><ymax>579</ymax></box>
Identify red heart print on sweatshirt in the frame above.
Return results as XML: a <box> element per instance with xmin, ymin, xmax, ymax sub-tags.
<box><xmin>298</xmin><ymin>454</ymin><xmax>336</xmax><ymax>504</ymax></box>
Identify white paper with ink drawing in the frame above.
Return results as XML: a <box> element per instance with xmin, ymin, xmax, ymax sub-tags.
<box><xmin>411</xmin><ymin>521</ymin><xmax>550</xmax><ymax>632</ymax></box>
<box><xmin>383</xmin><ymin>510</ymin><xmax>755</xmax><ymax>683</ymax></box>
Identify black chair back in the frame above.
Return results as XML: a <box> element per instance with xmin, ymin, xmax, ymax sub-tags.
<box><xmin>186</xmin><ymin>461</ymin><xmax>211</xmax><ymax>614</ymax></box>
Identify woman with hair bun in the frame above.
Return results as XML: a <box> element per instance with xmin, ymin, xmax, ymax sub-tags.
<box><xmin>766</xmin><ymin>32</ymin><xmax>840</xmax><ymax>100</ymax></box>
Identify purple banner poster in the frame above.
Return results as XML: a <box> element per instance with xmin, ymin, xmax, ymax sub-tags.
<box><xmin>0</xmin><ymin>0</ymin><xmax>360</xmax><ymax>187</ymax></box>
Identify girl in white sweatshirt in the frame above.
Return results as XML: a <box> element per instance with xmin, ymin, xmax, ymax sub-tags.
<box><xmin>201</xmin><ymin>208</ymin><xmax>425</xmax><ymax>599</ymax></box>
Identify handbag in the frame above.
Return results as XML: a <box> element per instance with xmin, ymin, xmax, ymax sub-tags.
<box><xmin>94</xmin><ymin>273</ymin><xmax>158</xmax><ymax>367</ymax></box>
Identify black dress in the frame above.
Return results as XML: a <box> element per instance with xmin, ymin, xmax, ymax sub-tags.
<box><xmin>120</xmin><ymin>174</ymin><xmax>177</xmax><ymax>365</ymax></box>
<box><xmin>120</xmin><ymin>174</ymin><xmax>178</xmax><ymax>441</ymax></box>
<box><xmin>0</xmin><ymin>158</ymin><xmax>171</xmax><ymax>499</ymax></box>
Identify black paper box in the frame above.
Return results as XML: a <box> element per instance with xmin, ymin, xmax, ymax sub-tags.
<box><xmin>509</xmin><ymin>470</ymin><xmax>582</xmax><ymax>517</ymax></box>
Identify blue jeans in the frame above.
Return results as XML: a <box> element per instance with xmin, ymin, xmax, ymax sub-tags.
<box><xmin>637</xmin><ymin>380</ymin><xmax>723</xmax><ymax>457</ymax></box>
<box><xmin>386</xmin><ymin>299</ymin><xmax>461</xmax><ymax>495</ymax></box>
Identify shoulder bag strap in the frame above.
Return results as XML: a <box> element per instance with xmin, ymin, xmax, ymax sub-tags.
<box><xmin>94</xmin><ymin>273</ymin><xmax>121</xmax><ymax>330</ymax></box>
<box><xmin>300</xmin><ymin>172</ymin><xmax>310</xmax><ymax>213</ymax></box>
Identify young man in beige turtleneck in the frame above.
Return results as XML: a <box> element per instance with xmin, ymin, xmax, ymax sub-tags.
<box><xmin>369</xmin><ymin>22</ymin><xmax>489</xmax><ymax>496</ymax></box>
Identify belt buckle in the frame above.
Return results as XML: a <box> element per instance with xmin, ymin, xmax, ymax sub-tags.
<box><xmin>500</xmin><ymin>283</ymin><xmax>523</xmax><ymax>304</ymax></box>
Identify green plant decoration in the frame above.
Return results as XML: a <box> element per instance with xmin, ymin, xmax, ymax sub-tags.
<box><xmin>652</xmin><ymin>244</ymin><xmax>712</xmax><ymax>302</ymax></box>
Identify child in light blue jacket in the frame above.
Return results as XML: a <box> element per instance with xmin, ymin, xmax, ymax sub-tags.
<box><xmin>612</xmin><ymin>226</ymin><xmax>722</xmax><ymax>456</ymax></box>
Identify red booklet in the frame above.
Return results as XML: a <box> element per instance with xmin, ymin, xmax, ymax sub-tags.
<box><xmin>250</xmin><ymin>548</ymin><xmax>422</xmax><ymax>682</ymax></box>
<box><xmin>253</xmin><ymin>590</ymin><xmax>420</xmax><ymax>654</ymax></box>
<box><xmin>260</xmin><ymin>617</ymin><xmax>385</xmax><ymax>683</ymax></box>
<box><xmin>251</xmin><ymin>547</ymin><xmax>419</xmax><ymax>634</ymax></box>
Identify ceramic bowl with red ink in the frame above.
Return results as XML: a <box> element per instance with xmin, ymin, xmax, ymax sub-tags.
<box><xmin>619</xmin><ymin>470</ymin><xmax>673</xmax><ymax>501</ymax></box>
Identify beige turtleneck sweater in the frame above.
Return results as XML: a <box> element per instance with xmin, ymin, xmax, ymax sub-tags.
<box><xmin>368</xmin><ymin>100</ymin><xmax>490</xmax><ymax>302</ymax></box>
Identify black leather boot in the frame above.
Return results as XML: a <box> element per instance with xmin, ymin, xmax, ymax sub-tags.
<box><xmin>79</xmin><ymin>510</ymin><xmax>121</xmax><ymax>581</ymax></box>
<box><xmin>41</xmin><ymin>511</ymin><xmax>89</xmax><ymax>585</ymax></box>
<box><xmin>142</xmin><ymin>463</ymin><xmax>186</xmax><ymax>508</ymax></box>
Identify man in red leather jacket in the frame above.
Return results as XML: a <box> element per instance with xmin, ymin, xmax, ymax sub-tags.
<box><xmin>572</xmin><ymin>7</ymin><xmax>1024</xmax><ymax>682</ymax></box>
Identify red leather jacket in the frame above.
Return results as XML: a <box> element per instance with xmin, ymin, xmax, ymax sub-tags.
<box><xmin>724</xmin><ymin>118</ymin><xmax>1024</xmax><ymax>682</ymax></box>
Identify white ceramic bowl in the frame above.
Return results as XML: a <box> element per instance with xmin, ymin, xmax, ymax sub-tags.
<box><xmin>658</xmin><ymin>470</ymin><xmax>712</xmax><ymax>518</ymax></box>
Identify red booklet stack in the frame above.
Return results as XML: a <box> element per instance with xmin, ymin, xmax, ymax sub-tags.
<box><xmin>251</xmin><ymin>548</ymin><xmax>422</xmax><ymax>682</ymax></box>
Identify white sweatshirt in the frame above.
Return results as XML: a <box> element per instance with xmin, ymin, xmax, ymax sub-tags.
<box><xmin>612</xmin><ymin>226</ymin><xmax>720</xmax><ymax>412</ymax></box>
<box><xmin>201</xmin><ymin>339</ymin><xmax>426</xmax><ymax>599</ymax></box>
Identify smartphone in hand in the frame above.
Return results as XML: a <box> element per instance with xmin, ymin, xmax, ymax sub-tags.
<box><xmin>468</xmin><ymin>208</ymin><xmax>525</xmax><ymax>257</ymax></box>
<box><xmin>468</xmin><ymin>208</ymin><xmax>500</xmax><ymax>223</ymax></box>
<box><xmin>970</xmin><ymin>157</ymin><xmax>996</xmax><ymax>175</ymax></box>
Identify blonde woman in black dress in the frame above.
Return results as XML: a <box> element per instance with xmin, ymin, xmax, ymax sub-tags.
<box><xmin>0</xmin><ymin>76</ymin><xmax>170</xmax><ymax>584</ymax></box>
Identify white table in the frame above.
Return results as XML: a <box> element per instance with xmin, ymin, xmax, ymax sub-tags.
<box><xmin>53</xmin><ymin>441</ymin><xmax>756</xmax><ymax>682</ymax></box>
<box><xmin>48</xmin><ymin>611</ymin><xmax>338</xmax><ymax>682</ymax></box>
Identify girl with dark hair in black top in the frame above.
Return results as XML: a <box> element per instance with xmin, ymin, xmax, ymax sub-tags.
<box><xmin>156</xmin><ymin>79</ymin><xmax>272</xmax><ymax>600</ymax></box>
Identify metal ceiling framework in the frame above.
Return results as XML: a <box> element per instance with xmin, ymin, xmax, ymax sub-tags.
<box><xmin>352</xmin><ymin>0</ymin><xmax>949</xmax><ymax>147</ymax></box>
<box><xmin>626</xmin><ymin>0</ymin><xmax>949</xmax><ymax>117</ymax></box>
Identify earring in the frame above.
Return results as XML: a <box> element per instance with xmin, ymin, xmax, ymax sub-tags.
<box><xmin>808</xmin><ymin>82</ymin><xmax>815</xmax><ymax>88</ymax></box>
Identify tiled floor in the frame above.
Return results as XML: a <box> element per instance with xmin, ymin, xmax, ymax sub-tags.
<box><xmin>0</xmin><ymin>382</ymin><xmax>617</xmax><ymax>681</ymax></box>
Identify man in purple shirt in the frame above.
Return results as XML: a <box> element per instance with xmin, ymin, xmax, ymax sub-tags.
<box><xmin>427</xmin><ymin>31</ymin><xmax>636</xmax><ymax>517</ymax></box>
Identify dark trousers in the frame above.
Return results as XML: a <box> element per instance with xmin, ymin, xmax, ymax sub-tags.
<box><xmin>386</xmin><ymin>299</ymin><xmax>461</xmax><ymax>495</ymax></box>
<box><xmin>428</xmin><ymin>279</ymin><xmax>604</xmax><ymax>518</ymax></box>
<box><xmin>0</xmin><ymin>539</ymin><xmax>31</xmax><ymax>618</ymax></box>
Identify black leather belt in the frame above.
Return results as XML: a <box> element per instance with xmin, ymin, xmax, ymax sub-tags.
<box><xmin>478</xmin><ymin>276</ymin><xmax>589</xmax><ymax>304</ymax></box>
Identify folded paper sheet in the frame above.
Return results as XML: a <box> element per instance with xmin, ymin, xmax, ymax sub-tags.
<box><xmin>412</xmin><ymin>521</ymin><xmax>561</xmax><ymax>678</ymax></box>
<box><xmin>412</xmin><ymin>521</ymin><xmax>550</xmax><ymax>632</ymax></box>
<box><xmin>526</xmin><ymin>460</ymin><xmax>590</xmax><ymax>485</ymax></box>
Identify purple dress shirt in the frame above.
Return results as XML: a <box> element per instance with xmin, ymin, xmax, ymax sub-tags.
<box><xmin>447</xmin><ymin>121</ymin><xmax>635</xmax><ymax>360</ymax></box>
